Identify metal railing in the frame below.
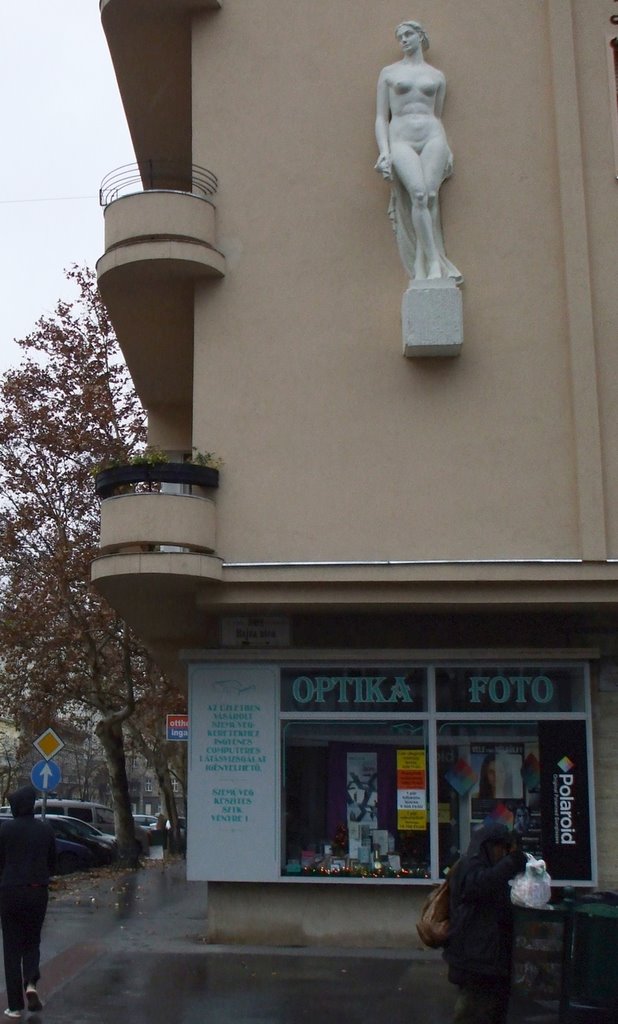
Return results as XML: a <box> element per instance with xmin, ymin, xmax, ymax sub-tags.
<box><xmin>99</xmin><ymin>160</ymin><xmax>218</xmax><ymax>206</ymax></box>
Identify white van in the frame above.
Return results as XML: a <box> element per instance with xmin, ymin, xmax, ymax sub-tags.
<box><xmin>0</xmin><ymin>800</ymin><xmax>115</xmax><ymax>834</ymax></box>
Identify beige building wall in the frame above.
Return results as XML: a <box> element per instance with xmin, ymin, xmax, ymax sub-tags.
<box><xmin>188</xmin><ymin>0</ymin><xmax>617</xmax><ymax>565</ymax></box>
<box><xmin>572</xmin><ymin>5</ymin><xmax>618</xmax><ymax>554</ymax></box>
<box><xmin>95</xmin><ymin>0</ymin><xmax>618</xmax><ymax>927</ymax></box>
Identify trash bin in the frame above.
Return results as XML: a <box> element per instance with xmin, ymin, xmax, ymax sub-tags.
<box><xmin>510</xmin><ymin>903</ymin><xmax>571</xmax><ymax>1020</ymax></box>
<box><xmin>562</xmin><ymin>900</ymin><xmax>618</xmax><ymax>1023</ymax></box>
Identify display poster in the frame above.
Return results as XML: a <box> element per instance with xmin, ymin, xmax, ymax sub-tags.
<box><xmin>187</xmin><ymin>664</ymin><xmax>278</xmax><ymax>882</ymax></box>
<box><xmin>397</xmin><ymin>749</ymin><xmax>427</xmax><ymax>830</ymax></box>
<box><xmin>538</xmin><ymin>720</ymin><xmax>592</xmax><ymax>881</ymax></box>
<box><xmin>470</xmin><ymin>744</ymin><xmax>524</xmax><ymax>801</ymax></box>
<box><xmin>346</xmin><ymin>752</ymin><xmax>378</xmax><ymax>826</ymax></box>
<box><xmin>467</xmin><ymin>743</ymin><xmax>542</xmax><ymax>839</ymax></box>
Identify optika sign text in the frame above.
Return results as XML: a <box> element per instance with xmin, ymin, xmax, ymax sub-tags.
<box><xmin>291</xmin><ymin>675</ymin><xmax>414</xmax><ymax>705</ymax></box>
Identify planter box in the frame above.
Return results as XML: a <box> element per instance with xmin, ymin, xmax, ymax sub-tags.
<box><xmin>95</xmin><ymin>461</ymin><xmax>219</xmax><ymax>499</ymax></box>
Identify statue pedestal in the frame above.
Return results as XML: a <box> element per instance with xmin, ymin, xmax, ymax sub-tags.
<box><xmin>402</xmin><ymin>279</ymin><xmax>463</xmax><ymax>358</ymax></box>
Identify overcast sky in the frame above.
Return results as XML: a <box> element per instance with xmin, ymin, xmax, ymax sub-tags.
<box><xmin>0</xmin><ymin>2</ymin><xmax>133</xmax><ymax>373</ymax></box>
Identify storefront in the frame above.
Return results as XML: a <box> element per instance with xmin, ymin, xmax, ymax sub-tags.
<box><xmin>187</xmin><ymin>659</ymin><xmax>596</xmax><ymax>890</ymax></box>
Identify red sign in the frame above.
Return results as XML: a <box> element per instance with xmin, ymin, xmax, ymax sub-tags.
<box><xmin>166</xmin><ymin>714</ymin><xmax>189</xmax><ymax>740</ymax></box>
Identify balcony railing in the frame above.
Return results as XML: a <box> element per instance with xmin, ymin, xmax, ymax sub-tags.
<box><xmin>99</xmin><ymin>160</ymin><xmax>218</xmax><ymax>206</ymax></box>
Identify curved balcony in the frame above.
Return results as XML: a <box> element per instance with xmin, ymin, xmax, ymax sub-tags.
<box><xmin>98</xmin><ymin>492</ymin><xmax>216</xmax><ymax>556</ymax></box>
<box><xmin>97</xmin><ymin>161</ymin><xmax>225</xmax><ymax>282</ymax></box>
<box><xmin>94</xmin><ymin>461</ymin><xmax>219</xmax><ymax>557</ymax></box>
<box><xmin>96</xmin><ymin>161</ymin><xmax>225</xmax><ymax>409</ymax></box>
<box><xmin>92</xmin><ymin>461</ymin><xmax>222</xmax><ymax>655</ymax></box>
<box><xmin>92</xmin><ymin>508</ymin><xmax>222</xmax><ymax>672</ymax></box>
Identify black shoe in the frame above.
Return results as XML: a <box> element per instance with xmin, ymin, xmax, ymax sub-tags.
<box><xmin>25</xmin><ymin>990</ymin><xmax>42</xmax><ymax>1013</ymax></box>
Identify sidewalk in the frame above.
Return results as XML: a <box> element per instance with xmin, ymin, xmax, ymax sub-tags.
<box><xmin>0</xmin><ymin>861</ymin><xmax>558</xmax><ymax>1023</ymax></box>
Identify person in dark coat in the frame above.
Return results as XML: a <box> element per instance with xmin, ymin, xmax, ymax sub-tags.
<box><xmin>443</xmin><ymin>821</ymin><xmax>527</xmax><ymax>1024</ymax></box>
<box><xmin>0</xmin><ymin>785</ymin><xmax>56</xmax><ymax>1018</ymax></box>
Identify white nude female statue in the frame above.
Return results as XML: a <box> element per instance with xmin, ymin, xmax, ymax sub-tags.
<box><xmin>375</xmin><ymin>21</ymin><xmax>462</xmax><ymax>284</ymax></box>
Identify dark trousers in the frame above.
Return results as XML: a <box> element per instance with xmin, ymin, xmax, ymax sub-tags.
<box><xmin>0</xmin><ymin>886</ymin><xmax>48</xmax><ymax>1011</ymax></box>
<box><xmin>453</xmin><ymin>979</ymin><xmax>510</xmax><ymax>1024</ymax></box>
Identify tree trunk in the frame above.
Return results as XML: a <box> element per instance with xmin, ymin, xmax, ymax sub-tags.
<box><xmin>154</xmin><ymin>760</ymin><xmax>182</xmax><ymax>855</ymax></box>
<box><xmin>96</xmin><ymin>717</ymin><xmax>140</xmax><ymax>867</ymax></box>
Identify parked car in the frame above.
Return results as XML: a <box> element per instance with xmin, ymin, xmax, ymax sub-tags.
<box><xmin>133</xmin><ymin>814</ymin><xmax>158</xmax><ymax>831</ymax></box>
<box><xmin>1</xmin><ymin>802</ymin><xmax>149</xmax><ymax>855</ymax></box>
<box><xmin>54</xmin><ymin>836</ymin><xmax>94</xmax><ymax>876</ymax></box>
<box><xmin>0</xmin><ymin>814</ymin><xmax>92</xmax><ymax>876</ymax></box>
<box><xmin>0</xmin><ymin>800</ymin><xmax>116</xmax><ymax>834</ymax></box>
<box><xmin>42</xmin><ymin>815</ymin><xmax>118</xmax><ymax>867</ymax></box>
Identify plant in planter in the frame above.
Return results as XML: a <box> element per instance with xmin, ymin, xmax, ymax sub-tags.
<box><xmin>126</xmin><ymin>446</ymin><xmax>169</xmax><ymax>467</ymax></box>
<box><xmin>93</xmin><ymin>447</ymin><xmax>222</xmax><ymax>500</ymax></box>
<box><xmin>190</xmin><ymin>448</ymin><xmax>223</xmax><ymax>470</ymax></box>
<box><xmin>93</xmin><ymin>446</ymin><xmax>223</xmax><ymax>475</ymax></box>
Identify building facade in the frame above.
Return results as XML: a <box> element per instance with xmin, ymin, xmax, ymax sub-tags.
<box><xmin>94</xmin><ymin>0</ymin><xmax>618</xmax><ymax>946</ymax></box>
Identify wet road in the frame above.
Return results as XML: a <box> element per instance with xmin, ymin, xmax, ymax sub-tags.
<box><xmin>0</xmin><ymin>862</ymin><xmax>558</xmax><ymax>1023</ymax></box>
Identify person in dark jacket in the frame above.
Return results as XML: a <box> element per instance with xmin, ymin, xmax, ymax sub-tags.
<box><xmin>0</xmin><ymin>785</ymin><xmax>56</xmax><ymax>1018</ymax></box>
<box><xmin>443</xmin><ymin>821</ymin><xmax>527</xmax><ymax>1024</ymax></box>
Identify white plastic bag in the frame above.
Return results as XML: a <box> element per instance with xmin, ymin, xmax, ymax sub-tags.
<box><xmin>509</xmin><ymin>853</ymin><xmax>552</xmax><ymax>908</ymax></box>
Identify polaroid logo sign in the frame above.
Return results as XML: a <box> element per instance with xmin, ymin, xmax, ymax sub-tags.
<box><xmin>554</xmin><ymin>755</ymin><xmax>576</xmax><ymax>845</ymax></box>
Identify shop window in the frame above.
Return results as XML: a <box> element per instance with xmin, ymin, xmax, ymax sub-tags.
<box><xmin>278</xmin><ymin>662</ymin><xmax>592</xmax><ymax>884</ymax></box>
<box><xmin>437</xmin><ymin>717</ymin><xmax>592</xmax><ymax>882</ymax></box>
<box><xmin>437</xmin><ymin>722</ymin><xmax>541</xmax><ymax>871</ymax></box>
<box><xmin>282</xmin><ymin>721</ymin><xmax>430</xmax><ymax>878</ymax></box>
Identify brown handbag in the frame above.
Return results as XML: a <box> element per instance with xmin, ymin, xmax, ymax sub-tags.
<box><xmin>415</xmin><ymin>868</ymin><xmax>454</xmax><ymax>948</ymax></box>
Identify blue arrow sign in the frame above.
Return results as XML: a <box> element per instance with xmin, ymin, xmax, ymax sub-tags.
<box><xmin>31</xmin><ymin>759</ymin><xmax>62</xmax><ymax>792</ymax></box>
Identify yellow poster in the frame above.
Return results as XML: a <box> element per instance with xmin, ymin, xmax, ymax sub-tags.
<box><xmin>397</xmin><ymin>749</ymin><xmax>427</xmax><ymax>830</ymax></box>
<box><xmin>398</xmin><ymin>809</ymin><xmax>427</xmax><ymax>830</ymax></box>
<box><xmin>397</xmin><ymin>749</ymin><xmax>425</xmax><ymax>770</ymax></box>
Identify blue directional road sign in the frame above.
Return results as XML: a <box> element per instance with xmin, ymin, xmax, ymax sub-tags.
<box><xmin>31</xmin><ymin>758</ymin><xmax>62</xmax><ymax>792</ymax></box>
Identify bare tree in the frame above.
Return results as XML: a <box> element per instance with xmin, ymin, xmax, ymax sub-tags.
<box><xmin>0</xmin><ymin>267</ymin><xmax>156</xmax><ymax>865</ymax></box>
